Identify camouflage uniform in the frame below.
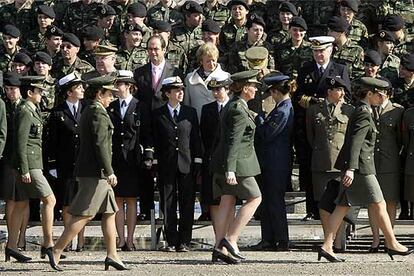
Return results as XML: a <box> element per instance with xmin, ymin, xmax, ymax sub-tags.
<box><xmin>0</xmin><ymin>3</ymin><xmax>36</xmax><ymax>35</ymax></box>
<box><xmin>392</xmin><ymin>77</ymin><xmax>414</xmax><ymax>108</ymax></box>
<box><xmin>348</xmin><ymin>18</ymin><xmax>369</xmax><ymax>49</ymax></box>
<box><xmin>62</xmin><ymin>1</ymin><xmax>99</xmax><ymax>33</ymax></box>
<box><xmin>274</xmin><ymin>40</ymin><xmax>313</xmax><ymax>79</ymax></box>
<box><xmin>23</xmin><ymin>30</ymin><xmax>46</xmax><ymax>54</ymax></box>
<box><xmin>39</xmin><ymin>75</ymin><xmax>57</xmax><ymax>113</ymax></box>
<box><xmin>249</xmin><ymin>1</ymin><xmax>267</xmax><ymax>20</ymax></box>
<box><xmin>0</xmin><ymin>45</ymin><xmax>21</xmax><ymax>73</ymax></box>
<box><xmin>166</xmin><ymin>41</ymin><xmax>188</xmax><ymax>74</ymax></box>
<box><xmin>225</xmin><ymin>37</ymin><xmax>274</xmax><ymax>74</ymax></box>
<box><xmin>201</xmin><ymin>2</ymin><xmax>230</xmax><ymax>28</ymax></box>
<box><xmin>147</xmin><ymin>2</ymin><xmax>184</xmax><ymax>27</ymax></box>
<box><xmin>379</xmin><ymin>53</ymin><xmax>400</xmax><ymax>85</ymax></box>
<box><xmin>267</xmin><ymin>25</ymin><xmax>290</xmax><ymax>46</ymax></box>
<box><xmin>108</xmin><ymin>0</ymin><xmax>133</xmax><ymax>34</ymax></box>
<box><xmin>78</xmin><ymin>49</ymin><xmax>96</xmax><ymax>68</ymax></box>
<box><xmin>51</xmin><ymin>56</ymin><xmax>94</xmax><ymax>81</ymax></box>
<box><xmin>264</xmin><ymin>0</ymin><xmax>287</xmax><ymax>29</ymax></box>
<box><xmin>393</xmin><ymin>30</ymin><xmax>414</xmax><ymax>59</ymax></box>
<box><xmin>219</xmin><ymin>20</ymin><xmax>246</xmax><ymax>53</ymax></box>
<box><xmin>171</xmin><ymin>24</ymin><xmax>203</xmax><ymax>55</ymax></box>
<box><xmin>332</xmin><ymin>39</ymin><xmax>365</xmax><ymax>79</ymax></box>
<box><xmin>115</xmin><ymin>45</ymin><xmax>147</xmax><ymax>70</ymax></box>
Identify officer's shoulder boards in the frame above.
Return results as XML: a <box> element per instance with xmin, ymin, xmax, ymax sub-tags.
<box><xmin>392</xmin><ymin>102</ymin><xmax>403</xmax><ymax>109</ymax></box>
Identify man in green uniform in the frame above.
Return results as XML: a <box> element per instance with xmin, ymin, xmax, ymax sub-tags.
<box><xmin>79</xmin><ymin>26</ymin><xmax>105</xmax><ymax>68</ymax></box>
<box><xmin>62</xmin><ymin>0</ymin><xmax>99</xmax><ymax>34</ymax></box>
<box><xmin>338</xmin><ymin>0</ymin><xmax>369</xmax><ymax>49</ymax></box>
<box><xmin>32</xmin><ymin>52</ymin><xmax>56</xmax><ymax>112</ymax></box>
<box><xmin>0</xmin><ymin>0</ymin><xmax>36</xmax><ymax>35</ymax></box>
<box><xmin>83</xmin><ymin>44</ymin><xmax>118</xmax><ymax>80</ymax></box>
<box><xmin>0</xmin><ymin>25</ymin><xmax>22</xmax><ymax>73</ymax></box>
<box><xmin>40</xmin><ymin>25</ymin><xmax>64</xmax><ymax>65</ymax></box>
<box><xmin>24</xmin><ymin>5</ymin><xmax>56</xmax><ymax>54</ymax></box>
<box><xmin>147</xmin><ymin>0</ymin><xmax>183</xmax><ymax>27</ymax></box>
<box><xmin>393</xmin><ymin>53</ymin><xmax>414</xmax><ymax>108</ymax></box>
<box><xmin>202</xmin><ymin>0</ymin><xmax>230</xmax><ymax>28</ymax></box>
<box><xmin>116</xmin><ymin>23</ymin><xmax>148</xmax><ymax>71</ymax></box>
<box><xmin>96</xmin><ymin>4</ymin><xmax>119</xmax><ymax>46</ymax></box>
<box><xmin>375</xmin><ymin>30</ymin><xmax>401</xmax><ymax>85</ymax></box>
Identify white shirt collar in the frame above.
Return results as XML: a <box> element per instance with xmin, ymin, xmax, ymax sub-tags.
<box><xmin>119</xmin><ymin>94</ymin><xmax>133</xmax><ymax>107</ymax></box>
<box><xmin>66</xmin><ymin>100</ymin><xmax>79</xmax><ymax>109</ymax></box>
<box><xmin>381</xmin><ymin>98</ymin><xmax>389</xmax><ymax>109</ymax></box>
<box><xmin>167</xmin><ymin>102</ymin><xmax>181</xmax><ymax>117</ymax></box>
<box><xmin>317</xmin><ymin>61</ymin><xmax>329</xmax><ymax>70</ymax></box>
<box><xmin>217</xmin><ymin>97</ymin><xmax>229</xmax><ymax>107</ymax></box>
<box><xmin>151</xmin><ymin>59</ymin><xmax>166</xmax><ymax>71</ymax></box>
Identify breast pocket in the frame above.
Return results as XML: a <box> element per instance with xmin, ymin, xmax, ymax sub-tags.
<box><xmin>29</xmin><ymin>123</ymin><xmax>42</xmax><ymax>138</ymax></box>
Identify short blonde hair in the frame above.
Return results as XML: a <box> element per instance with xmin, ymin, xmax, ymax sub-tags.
<box><xmin>196</xmin><ymin>42</ymin><xmax>219</xmax><ymax>65</ymax></box>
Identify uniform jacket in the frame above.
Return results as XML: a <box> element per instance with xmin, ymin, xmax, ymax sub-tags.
<box><xmin>335</xmin><ymin>101</ymin><xmax>377</xmax><ymax>175</ymax></box>
<box><xmin>403</xmin><ymin>107</ymin><xmax>414</xmax><ymax>175</ymax></box>
<box><xmin>373</xmin><ymin>100</ymin><xmax>404</xmax><ymax>174</ymax></box>
<box><xmin>152</xmin><ymin>104</ymin><xmax>202</xmax><ymax>175</ymax></box>
<box><xmin>200</xmin><ymin>101</ymin><xmax>221</xmax><ymax>163</ymax></box>
<box><xmin>48</xmin><ymin>101</ymin><xmax>83</xmax><ymax>179</ymax></box>
<box><xmin>12</xmin><ymin>100</ymin><xmax>44</xmax><ymax>174</ymax></box>
<box><xmin>211</xmin><ymin>96</ymin><xmax>261</xmax><ymax>177</ymax></box>
<box><xmin>255</xmin><ymin>98</ymin><xmax>294</xmax><ymax>171</ymax></box>
<box><xmin>306</xmin><ymin>100</ymin><xmax>354</xmax><ymax>172</ymax></box>
<box><xmin>108</xmin><ymin>97</ymin><xmax>153</xmax><ymax>166</ymax></box>
<box><xmin>134</xmin><ymin>61</ymin><xmax>182</xmax><ymax>110</ymax></box>
<box><xmin>75</xmin><ymin>101</ymin><xmax>114</xmax><ymax>178</ymax></box>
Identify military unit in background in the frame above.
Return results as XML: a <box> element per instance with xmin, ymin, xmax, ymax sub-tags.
<box><xmin>0</xmin><ymin>0</ymin><xmax>412</xmax><ymax>265</ymax></box>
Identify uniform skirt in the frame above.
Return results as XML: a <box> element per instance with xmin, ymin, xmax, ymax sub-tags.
<box><xmin>69</xmin><ymin>177</ymin><xmax>118</xmax><ymax>217</ymax></box>
<box><xmin>23</xmin><ymin>169</ymin><xmax>54</xmax><ymax>199</ymax></box>
<box><xmin>404</xmin><ymin>175</ymin><xmax>414</xmax><ymax>202</ymax></box>
<box><xmin>336</xmin><ymin>173</ymin><xmax>384</xmax><ymax>206</ymax></box>
<box><xmin>0</xmin><ymin>163</ymin><xmax>28</xmax><ymax>201</ymax></box>
<box><xmin>212</xmin><ymin>173</ymin><xmax>262</xmax><ymax>200</ymax></box>
<box><xmin>312</xmin><ymin>171</ymin><xmax>341</xmax><ymax>201</ymax></box>
<box><xmin>113</xmin><ymin>162</ymin><xmax>140</xmax><ymax>198</ymax></box>
<box><xmin>377</xmin><ymin>173</ymin><xmax>400</xmax><ymax>202</ymax></box>
<box><xmin>61</xmin><ymin>178</ymin><xmax>78</xmax><ymax>206</ymax></box>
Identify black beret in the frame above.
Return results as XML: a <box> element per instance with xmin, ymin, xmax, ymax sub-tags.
<box><xmin>82</xmin><ymin>26</ymin><xmax>104</xmax><ymax>41</ymax></box>
<box><xmin>279</xmin><ymin>2</ymin><xmax>298</xmax><ymax>16</ymax></box>
<box><xmin>13</xmin><ymin>52</ymin><xmax>32</xmax><ymax>66</ymax></box>
<box><xmin>152</xmin><ymin>20</ymin><xmax>172</xmax><ymax>32</ymax></box>
<box><xmin>247</xmin><ymin>14</ymin><xmax>266</xmax><ymax>29</ymax></box>
<box><xmin>376</xmin><ymin>30</ymin><xmax>396</xmax><ymax>42</ymax></box>
<box><xmin>326</xmin><ymin>76</ymin><xmax>351</xmax><ymax>94</ymax></box>
<box><xmin>45</xmin><ymin>25</ymin><xmax>63</xmax><ymax>38</ymax></box>
<box><xmin>227</xmin><ymin>0</ymin><xmax>249</xmax><ymax>10</ymax></box>
<box><xmin>97</xmin><ymin>4</ymin><xmax>117</xmax><ymax>17</ymax></box>
<box><xmin>383</xmin><ymin>14</ymin><xmax>405</xmax><ymax>31</ymax></box>
<box><xmin>124</xmin><ymin>23</ymin><xmax>144</xmax><ymax>34</ymax></box>
<box><xmin>328</xmin><ymin>16</ymin><xmax>350</xmax><ymax>33</ymax></box>
<box><xmin>37</xmin><ymin>4</ymin><xmax>55</xmax><ymax>19</ymax></box>
<box><xmin>127</xmin><ymin>2</ymin><xmax>147</xmax><ymax>17</ymax></box>
<box><xmin>182</xmin><ymin>1</ymin><xmax>203</xmax><ymax>14</ymax></box>
<box><xmin>340</xmin><ymin>0</ymin><xmax>358</xmax><ymax>13</ymax></box>
<box><xmin>33</xmin><ymin>51</ymin><xmax>52</xmax><ymax>66</ymax></box>
<box><xmin>364</xmin><ymin>50</ymin><xmax>381</xmax><ymax>66</ymax></box>
<box><xmin>63</xmin><ymin>33</ymin><xmax>81</xmax><ymax>47</ymax></box>
<box><xmin>2</xmin><ymin>24</ymin><xmax>20</xmax><ymax>38</ymax></box>
<box><xmin>202</xmin><ymin>19</ymin><xmax>221</xmax><ymax>34</ymax></box>
<box><xmin>3</xmin><ymin>71</ymin><xmax>21</xmax><ymax>87</ymax></box>
<box><xmin>290</xmin><ymin>17</ymin><xmax>307</xmax><ymax>31</ymax></box>
<box><xmin>401</xmin><ymin>53</ymin><xmax>414</xmax><ymax>71</ymax></box>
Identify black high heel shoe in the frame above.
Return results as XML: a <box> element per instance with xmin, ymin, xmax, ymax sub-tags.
<box><xmin>5</xmin><ymin>247</ymin><xmax>32</xmax><ymax>262</ymax></box>
<box><xmin>219</xmin><ymin>239</ymin><xmax>245</xmax><ymax>260</ymax></box>
<box><xmin>368</xmin><ymin>246</ymin><xmax>379</xmax><ymax>253</ymax></box>
<box><xmin>41</xmin><ymin>246</ymin><xmax>66</xmax><ymax>259</ymax></box>
<box><xmin>104</xmin><ymin>257</ymin><xmax>129</xmax><ymax>270</ymax></box>
<box><xmin>44</xmin><ymin>247</ymin><xmax>63</xmax><ymax>271</ymax></box>
<box><xmin>212</xmin><ymin>248</ymin><xmax>240</xmax><ymax>264</ymax></box>
<box><xmin>317</xmin><ymin>247</ymin><xmax>344</xmax><ymax>262</ymax></box>
<box><xmin>387</xmin><ymin>248</ymin><xmax>414</xmax><ymax>260</ymax></box>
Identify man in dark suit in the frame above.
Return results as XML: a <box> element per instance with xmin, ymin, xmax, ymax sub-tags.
<box><xmin>134</xmin><ymin>35</ymin><xmax>182</xmax><ymax>111</ymax></box>
<box><xmin>293</xmin><ymin>36</ymin><xmax>350</xmax><ymax>221</ymax></box>
<box><xmin>199</xmin><ymin>76</ymin><xmax>231</xmax><ymax>222</ymax></box>
<box><xmin>152</xmin><ymin>76</ymin><xmax>202</xmax><ymax>252</ymax></box>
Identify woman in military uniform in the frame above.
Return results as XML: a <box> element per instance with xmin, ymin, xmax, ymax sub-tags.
<box><xmin>211</xmin><ymin>70</ymin><xmax>262</xmax><ymax>264</ymax></box>
<box><xmin>48</xmin><ymin>76</ymin><xmax>127</xmax><ymax>271</ymax></box>
<box><xmin>108</xmin><ymin>70</ymin><xmax>153</xmax><ymax>251</ymax></box>
<box><xmin>254</xmin><ymin>74</ymin><xmax>295</xmax><ymax>251</ymax></box>
<box><xmin>319</xmin><ymin>77</ymin><xmax>412</xmax><ymax>262</ymax></box>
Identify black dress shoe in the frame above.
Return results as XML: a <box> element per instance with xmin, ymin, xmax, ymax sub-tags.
<box><xmin>197</xmin><ymin>213</ymin><xmax>211</xmax><ymax>221</ymax></box>
<box><xmin>162</xmin><ymin>245</ymin><xmax>176</xmax><ymax>252</ymax></box>
<box><xmin>276</xmin><ymin>241</ymin><xmax>291</xmax><ymax>251</ymax></box>
<box><xmin>76</xmin><ymin>246</ymin><xmax>84</xmax><ymax>252</ymax></box>
<box><xmin>220</xmin><ymin>238</ymin><xmax>245</xmax><ymax>260</ymax></box>
<box><xmin>212</xmin><ymin>249</ymin><xmax>240</xmax><ymax>264</ymax></box>
<box><xmin>44</xmin><ymin>247</ymin><xmax>63</xmax><ymax>271</ymax></box>
<box><xmin>5</xmin><ymin>247</ymin><xmax>32</xmax><ymax>262</ymax></box>
<box><xmin>302</xmin><ymin>213</ymin><xmax>315</xmax><ymax>221</ymax></box>
<box><xmin>368</xmin><ymin>246</ymin><xmax>379</xmax><ymax>253</ymax></box>
<box><xmin>387</xmin><ymin>247</ymin><xmax>414</xmax><ymax>260</ymax></box>
<box><xmin>176</xmin><ymin>244</ymin><xmax>190</xmax><ymax>252</ymax></box>
<box><xmin>317</xmin><ymin>247</ymin><xmax>344</xmax><ymax>263</ymax></box>
<box><xmin>137</xmin><ymin>213</ymin><xmax>150</xmax><ymax>221</ymax></box>
<box><xmin>104</xmin><ymin>257</ymin><xmax>129</xmax><ymax>271</ymax></box>
<box><xmin>249</xmin><ymin>240</ymin><xmax>277</xmax><ymax>251</ymax></box>
<box><xmin>41</xmin><ymin>246</ymin><xmax>66</xmax><ymax>259</ymax></box>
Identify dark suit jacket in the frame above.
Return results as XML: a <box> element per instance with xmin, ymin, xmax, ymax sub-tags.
<box><xmin>134</xmin><ymin>61</ymin><xmax>182</xmax><ymax>110</ymax></box>
<box><xmin>48</xmin><ymin>101</ymin><xmax>83</xmax><ymax>179</ymax></box>
<box><xmin>108</xmin><ymin>97</ymin><xmax>153</xmax><ymax>166</ymax></box>
<box><xmin>152</xmin><ymin>104</ymin><xmax>202</xmax><ymax>175</ymax></box>
<box><xmin>200</xmin><ymin>101</ymin><xmax>221</xmax><ymax>162</ymax></box>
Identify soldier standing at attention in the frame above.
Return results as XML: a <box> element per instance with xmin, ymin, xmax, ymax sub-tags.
<box><xmin>147</xmin><ymin>0</ymin><xmax>183</xmax><ymax>27</ymax></box>
<box><xmin>79</xmin><ymin>26</ymin><xmax>105</xmax><ymax>68</ymax></box>
<box><xmin>126</xmin><ymin>2</ymin><xmax>153</xmax><ymax>47</ymax></box>
<box><xmin>374</xmin><ymin>30</ymin><xmax>400</xmax><ymax>85</ymax></box>
<box><xmin>83</xmin><ymin>45</ymin><xmax>118</xmax><ymax>80</ymax></box>
<box><xmin>267</xmin><ymin>1</ymin><xmax>297</xmax><ymax>46</ymax></box>
<box><xmin>24</xmin><ymin>5</ymin><xmax>56</xmax><ymax>54</ymax></box>
<box><xmin>338</xmin><ymin>0</ymin><xmax>369</xmax><ymax>49</ymax></box>
<box><xmin>62</xmin><ymin>0</ymin><xmax>99</xmax><ymax>34</ymax></box>
<box><xmin>48</xmin><ymin>76</ymin><xmax>127</xmax><ymax>271</ymax></box>
<box><xmin>41</xmin><ymin>25</ymin><xmax>64</xmax><ymax>65</ymax></box>
<box><xmin>0</xmin><ymin>25</ymin><xmax>22</xmax><ymax>73</ymax></box>
<box><xmin>202</xmin><ymin>0</ymin><xmax>230</xmax><ymax>28</ymax></box>
<box><xmin>115</xmin><ymin>24</ymin><xmax>148</xmax><ymax>71</ymax></box>
<box><xmin>96</xmin><ymin>4</ymin><xmax>119</xmax><ymax>46</ymax></box>
<box><xmin>51</xmin><ymin>33</ymin><xmax>94</xmax><ymax>80</ymax></box>
<box><xmin>219</xmin><ymin>0</ymin><xmax>249</xmax><ymax>53</ymax></box>
<box><xmin>327</xmin><ymin>16</ymin><xmax>365</xmax><ymax>80</ymax></box>
<box><xmin>382</xmin><ymin>14</ymin><xmax>414</xmax><ymax>59</ymax></box>
<box><xmin>0</xmin><ymin>0</ymin><xmax>36</xmax><ymax>35</ymax></box>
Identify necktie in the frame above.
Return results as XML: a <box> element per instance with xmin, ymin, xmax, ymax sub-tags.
<box><xmin>121</xmin><ymin>100</ymin><xmax>127</xmax><ymax>108</ymax></box>
<box><xmin>329</xmin><ymin>103</ymin><xmax>335</xmax><ymax>116</ymax></box>
<box><xmin>319</xmin><ymin>66</ymin><xmax>324</xmax><ymax>78</ymax></box>
<box><xmin>373</xmin><ymin>106</ymin><xmax>381</xmax><ymax>120</ymax></box>
<box><xmin>219</xmin><ymin>104</ymin><xmax>223</xmax><ymax>114</ymax></box>
<box><xmin>173</xmin><ymin>109</ymin><xmax>178</xmax><ymax>122</ymax></box>
<box><xmin>152</xmin><ymin>67</ymin><xmax>159</xmax><ymax>90</ymax></box>
<box><xmin>73</xmin><ymin>104</ymin><xmax>77</xmax><ymax>118</ymax></box>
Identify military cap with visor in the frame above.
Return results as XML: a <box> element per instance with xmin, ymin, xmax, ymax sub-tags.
<box><xmin>59</xmin><ymin>72</ymin><xmax>84</xmax><ymax>91</ymax></box>
<box><xmin>309</xmin><ymin>36</ymin><xmax>335</xmax><ymax>50</ymax></box>
<box><xmin>245</xmin><ymin>47</ymin><xmax>268</xmax><ymax>70</ymax></box>
<box><xmin>94</xmin><ymin>44</ymin><xmax>118</xmax><ymax>56</ymax></box>
<box><xmin>86</xmin><ymin>75</ymin><xmax>118</xmax><ymax>92</ymax></box>
<box><xmin>231</xmin><ymin>70</ymin><xmax>260</xmax><ymax>84</ymax></box>
<box><xmin>208</xmin><ymin>72</ymin><xmax>232</xmax><ymax>89</ymax></box>
<box><xmin>20</xmin><ymin>75</ymin><xmax>48</xmax><ymax>91</ymax></box>
<box><xmin>359</xmin><ymin>77</ymin><xmax>390</xmax><ymax>94</ymax></box>
<box><xmin>161</xmin><ymin>76</ymin><xmax>185</xmax><ymax>91</ymax></box>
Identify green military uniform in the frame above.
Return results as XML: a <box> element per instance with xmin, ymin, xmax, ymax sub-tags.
<box><xmin>348</xmin><ymin>18</ymin><xmax>369</xmax><ymax>48</ymax></box>
<box><xmin>39</xmin><ymin>75</ymin><xmax>57</xmax><ymax>113</ymax></box>
<box><xmin>23</xmin><ymin>30</ymin><xmax>46</xmax><ymax>54</ymax></box>
<box><xmin>147</xmin><ymin>2</ymin><xmax>183</xmax><ymax>27</ymax></box>
<box><xmin>0</xmin><ymin>3</ymin><xmax>36</xmax><ymax>35</ymax></box>
<box><xmin>393</xmin><ymin>31</ymin><xmax>414</xmax><ymax>59</ymax></box>
<box><xmin>219</xmin><ymin>20</ymin><xmax>246</xmax><ymax>53</ymax></box>
<box><xmin>0</xmin><ymin>45</ymin><xmax>21</xmax><ymax>73</ymax></box>
<box><xmin>402</xmin><ymin>106</ymin><xmax>414</xmax><ymax>201</ymax></box>
<box><xmin>165</xmin><ymin>42</ymin><xmax>188</xmax><ymax>73</ymax></box>
<box><xmin>51</xmin><ymin>57</ymin><xmax>94</xmax><ymax>81</ymax></box>
<box><xmin>201</xmin><ymin>2</ymin><xmax>230</xmax><ymax>28</ymax></box>
<box><xmin>108</xmin><ymin>0</ymin><xmax>135</xmax><ymax>35</ymax></box>
<box><xmin>392</xmin><ymin>78</ymin><xmax>414</xmax><ymax>108</ymax></box>
<box><xmin>275</xmin><ymin>40</ymin><xmax>313</xmax><ymax>79</ymax></box>
<box><xmin>332</xmin><ymin>39</ymin><xmax>365</xmax><ymax>79</ymax></box>
<box><xmin>62</xmin><ymin>1</ymin><xmax>99</xmax><ymax>33</ymax></box>
<box><xmin>379</xmin><ymin>53</ymin><xmax>400</xmax><ymax>85</ymax></box>
<box><xmin>171</xmin><ymin>24</ymin><xmax>203</xmax><ymax>55</ymax></box>
<box><xmin>267</xmin><ymin>23</ymin><xmax>290</xmax><ymax>46</ymax></box>
<box><xmin>115</xmin><ymin>45</ymin><xmax>147</xmax><ymax>71</ymax></box>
